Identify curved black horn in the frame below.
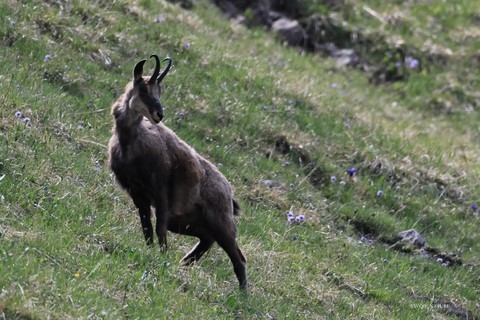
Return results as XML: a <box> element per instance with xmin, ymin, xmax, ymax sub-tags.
<box><xmin>133</xmin><ymin>59</ymin><xmax>147</xmax><ymax>83</ymax></box>
<box><xmin>148</xmin><ymin>54</ymin><xmax>161</xmax><ymax>84</ymax></box>
<box><xmin>157</xmin><ymin>57</ymin><xmax>173</xmax><ymax>84</ymax></box>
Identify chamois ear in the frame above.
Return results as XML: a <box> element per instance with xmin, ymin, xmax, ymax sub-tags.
<box><xmin>133</xmin><ymin>59</ymin><xmax>147</xmax><ymax>83</ymax></box>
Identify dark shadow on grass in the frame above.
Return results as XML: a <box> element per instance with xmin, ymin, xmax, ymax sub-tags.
<box><xmin>1</xmin><ymin>306</ymin><xmax>38</xmax><ymax>320</ymax></box>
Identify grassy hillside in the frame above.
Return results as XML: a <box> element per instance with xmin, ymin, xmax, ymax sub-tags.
<box><xmin>1</xmin><ymin>0</ymin><xmax>479</xmax><ymax>318</ymax></box>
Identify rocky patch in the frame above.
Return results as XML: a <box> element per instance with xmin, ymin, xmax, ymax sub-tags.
<box><xmin>210</xmin><ymin>0</ymin><xmax>423</xmax><ymax>84</ymax></box>
<box><xmin>389</xmin><ymin>229</ymin><xmax>462</xmax><ymax>267</ymax></box>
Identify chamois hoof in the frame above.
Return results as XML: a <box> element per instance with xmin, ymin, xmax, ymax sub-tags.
<box><xmin>180</xmin><ymin>257</ymin><xmax>195</xmax><ymax>267</ymax></box>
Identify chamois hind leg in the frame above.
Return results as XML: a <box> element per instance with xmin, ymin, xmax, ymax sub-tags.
<box><xmin>212</xmin><ymin>226</ymin><xmax>247</xmax><ymax>291</ymax></box>
<box><xmin>181</xmin><ymin>237</ymin><xmax>214</xmax><ymax>266</ymax></box>
<box><xmin>131</xmin><ymin>194</ymin><xmax>154</xmax><ymax>246</ymax></box>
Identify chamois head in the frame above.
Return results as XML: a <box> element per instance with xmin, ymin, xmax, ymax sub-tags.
<box><xmin>129</xmin><ymin>54</ymin><xmax>173</xmax><ymax>124</ymax></box>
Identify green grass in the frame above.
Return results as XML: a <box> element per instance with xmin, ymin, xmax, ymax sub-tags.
<box><xmin>1</xmin><ymin>0</ymin><xmax>479</xmax><ymax>319</ymax></box>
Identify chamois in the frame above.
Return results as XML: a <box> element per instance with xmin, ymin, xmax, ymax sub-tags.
<box><xmin>108</xmin><ymin>54</ymin><xmax>247</xmax><ymax>290</ymax></box>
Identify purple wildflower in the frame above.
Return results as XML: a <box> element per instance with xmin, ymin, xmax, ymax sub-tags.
<box><xmin>44</xmin><ymin>54</ymin><xmax>52</xmax><ymax>62</ymax></box>
<box><xmin>347</xmin><ymin>168</ymin><xmax>356</xmax><ymax>177</ymax></box>
<box><xmin>360</xmin><ymin>235</ymin><xmax>373</xmax><ymax>245</ymax></box>
<box><xmin>436</xmin><ymin>258</ymin><xmax>443</xmax><ymax>263</ymax></box>
<box><xmin>15</xmin><ymin>111</ymin><xmax>22</xmax><ymax>118</ymax></box>
<box><xmin>471</xmin><ymin>204</ymin><xmax>478</xmax><ymax>212</ymax></box>
<box><xmin>287</xmin><ymin>211</ymin><xmax>294</xmax><ymax>218</ymax></box>
<box><xmin>405</xmin><ymin>56</ymin><xmax>420</xmax><ymax>69</ymax></box>
<box><xmin>295</xmin><ymin>215</ymin><xmax>306</xmax><ymax>223</ymax></box>
<box><xmin>262</xmin><ymin>105</ymin><xmax>269</xmax><ymax>110</ymax></box>
<box><xmin>23</xmin><ymin>117</ymin><xmax>30</xmax><ymax>124</ymax></box>
<box><xmin>339</xmin><ymin>180</ymin><xmax>346</xmax><ymax>185</ymax></box>
<box><xmin>409</xmin><ymin>60</ymin><xmax>419</xmax><ymax>69</ymax></box>
<box><xmin>183</xmin><ymin>42</ymin><xmax>191</xmax><ymax>50</ymax></box>
<box><xmin>376</xmin><ymin>190</ymin><xmax>384</xmax><ymax>197</ymax></box>
<box><xmin>287</xmin><ymin>216</ymin><xmax>295</xmax><ymax>223</ymax></box>
<box><xmin>330</xmin><ymin>176</ymin><xmax>337</xmax><ymax>183</ymax></box>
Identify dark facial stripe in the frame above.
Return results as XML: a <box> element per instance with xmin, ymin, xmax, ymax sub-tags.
<box><xmin>138</xmin><ymin>83</ymin><xmax>162</xmax><ymax>112</ymax></box>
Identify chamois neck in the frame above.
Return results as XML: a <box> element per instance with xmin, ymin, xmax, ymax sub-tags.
<box><xmin>113</xmin><ymin>94</ymin><xmax>143</xmax><ymax>128</ymax></box>
<box><xmin>112</xmin><ymin>94</ymin><xmax>144</xmax><ymax>147</ymax></box>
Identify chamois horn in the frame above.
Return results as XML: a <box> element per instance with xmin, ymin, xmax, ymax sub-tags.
<box><xmin>157</xmin><ymin>57</ymin><xmax>173</xmax><ymax>84</ymax></box>
<box><xmin>149</xmin><ymin>54</ymin><xmax>161</xmax><ymax>84</ymax></box>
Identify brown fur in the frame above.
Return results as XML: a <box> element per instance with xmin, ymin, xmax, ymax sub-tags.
<box><xmin>108</xmin><ymin>56</ymin><xmax>247</xmax><ymax>290</ymax></box>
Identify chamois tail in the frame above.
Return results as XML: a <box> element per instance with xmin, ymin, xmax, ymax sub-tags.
<box><xmin>233</xmin><ymin>199</ymin><xmax>240</xmax><ymax>216</ymax></box>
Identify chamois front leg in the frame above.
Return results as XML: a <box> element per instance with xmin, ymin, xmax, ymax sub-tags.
<box><xmin>139</xmin><ymin>207</ymin><xmax>154</xmax><ymax>246</ymax></box>
<box><xmin>132</xmin><ymin>194</ymin><xmax>154</xmax><ymax>246</ymax></box>
<box><xmin>154</xmin><ymin>193</ymin><xmax>168</xmax><ymax>251</ymax></box>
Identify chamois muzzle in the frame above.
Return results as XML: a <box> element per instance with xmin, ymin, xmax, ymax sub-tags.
<box><xmin>152</xmin><ymin>110</ymin><xmax>163</xmax><ymax>123</ymax></box>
